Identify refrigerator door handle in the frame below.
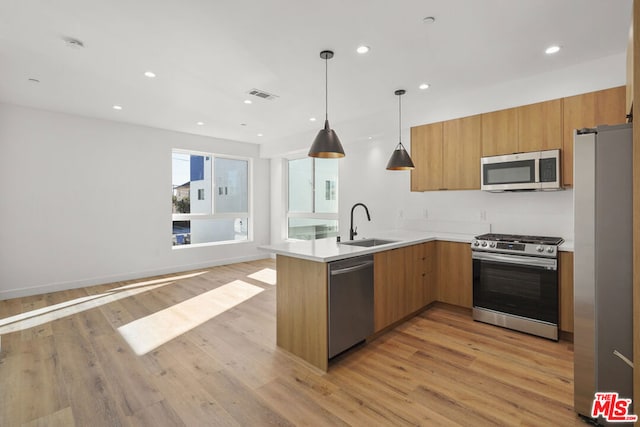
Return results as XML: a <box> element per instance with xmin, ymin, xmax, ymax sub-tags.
<box><xmin>613</xmin><ymin>349</ymin><xmax>634</xmax><ymax>369</ymax></box>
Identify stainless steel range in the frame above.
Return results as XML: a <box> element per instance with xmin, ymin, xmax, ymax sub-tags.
<box><xmin>471</xmin><ymin>233</ymin><xmax>564</xmax><ymax>340</ymax></box>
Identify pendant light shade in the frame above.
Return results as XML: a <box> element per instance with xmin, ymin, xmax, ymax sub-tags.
<box><xmin>309</xmin><ymin>50</ymin><xmax>345</xmax><ymax>158</ymax></box>
<box><xmin>386</xmin><ymin>89</ymin><xmax>415</xmax><ymax>170</ymax></box>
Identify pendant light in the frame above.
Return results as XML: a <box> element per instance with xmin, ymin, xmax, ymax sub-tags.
<box><xmin>386</xmin><ymin>89</ymin><xmax>415</xmax><ymax>170</ymax></box>
<box><xmin>308</xmin><ymin>50</ymin><xmax>345</xmax><ymax>158</ymax></box>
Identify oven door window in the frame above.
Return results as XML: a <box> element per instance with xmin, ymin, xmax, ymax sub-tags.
<box><xmin>473</xmin><ymin>259</ymin><xmax>558</xmax><ymax>323</ymax></box>
<box><xmin>483</xmin><ymin>160</ymin><xmax>535</xmax><ymax>185</ymax></box>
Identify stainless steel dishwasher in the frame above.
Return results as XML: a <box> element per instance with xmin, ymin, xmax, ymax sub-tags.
<box><xmin>328</xmin><ymin>254</ymin><xmax>374</xmax><ymax>359</ymax></box>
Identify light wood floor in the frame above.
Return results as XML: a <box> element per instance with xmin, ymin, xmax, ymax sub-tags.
<box><xmin>0</xmin><ymin>259</ymin><xmax>585</xmax><ymax>426</ymax></box>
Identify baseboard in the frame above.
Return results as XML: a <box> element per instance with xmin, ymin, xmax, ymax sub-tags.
<box><xmin>0</xmin><ymin>254</ymin><xmax>271</xmax><ymax>301</ymax></box>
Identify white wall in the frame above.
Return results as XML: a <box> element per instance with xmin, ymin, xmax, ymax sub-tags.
<box><xmin>267</xmin><ymin>54</ymin><xmax>625</xmax><ymax>245</ymax></box>
<box><xmin>0</xmin><ymin>103</ymin><xmax>270</xmax><ymax>299</ymax></box>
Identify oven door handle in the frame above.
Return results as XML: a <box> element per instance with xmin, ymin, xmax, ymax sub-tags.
<box><xmin>472</xmin><ymin>251</ymin><xmax>557</xmax><ymax>270</ymax></box>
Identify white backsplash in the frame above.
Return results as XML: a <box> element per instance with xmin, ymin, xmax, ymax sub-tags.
<box><xmin>400</xmin><ymin>189</ymin><xmax>574</xmax><ymax>239</ymax></box>
<box><xmin>399</xmin><ymin>219</ymin><xmax>490</xmax><ymax>236</ymax></box>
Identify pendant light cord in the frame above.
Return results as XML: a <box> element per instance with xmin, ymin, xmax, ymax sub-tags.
<box><xmin>325</xmin><ymin>56</ymin><xmax>328</xmax><ymax>121</ymax></box>
<box><xmin>398</xmin><ymin>93</ymin><xmax>402</xmax><ymax>145</ymax></box>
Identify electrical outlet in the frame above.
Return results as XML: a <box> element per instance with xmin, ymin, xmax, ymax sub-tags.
<box><xmin>480</xmin><ymin>210</ymin><xmax>487</xmax><ymax>221</ymax></box>
<box><xmin>424</xmin><ymin>208</ymin><xmax>429</xmax><ymax>219</ymax></box>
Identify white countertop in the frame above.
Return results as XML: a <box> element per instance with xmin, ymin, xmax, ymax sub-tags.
<box><xmin>259</xmin><ymin>229</ymin><xmax>475</xmax><ymax>262</ymax></box>
<box><xmin>559</xmin><ymin>240</ymin><xmax>574</xmax><ymax>252</ymax></box>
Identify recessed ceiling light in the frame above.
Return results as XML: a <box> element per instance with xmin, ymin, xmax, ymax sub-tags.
<box><xmin>112</xmin><ymin>105</ymin><xmax>122</xmax><ymax>110</ymax></box>
<box><xmin>257</xmin><ymin>133</ymin><xmax>263</xmax><ymax>137</ymax></box>
<box><xmin>423</xmin><ymin>16</ymin><xmax>436</xmax><ymax>24</ymax></box>
<box><xmin>368</xmin><ymin>136</ymin><xmax>373</xmax><ymax>140</ymax></box>
<box><xmin>356</xmin><ymin>45</ymin><xmax>370</xmax><ymax>54</ymax></box>
<box><xmin>309</xmin><ymin>117</ymin><xmax>317</xmax><ymax>122</ymax></box>
<box><xmin>419</xmin><ymin>83</ymin><xmax>430</xmax><ymax>90</ymax></box>
<box><xmin>244</xmin><ymin>99</ymin><xmax>252</xmax><ymax>104</ymax></box>
<box><xmin>144</xmin><ymin>71</ymin><xmax>156</xmax><ymax>78</ymax></box>
<box><xmin>196</xmin><ymin>121</ymin><xmax>204</xmax><ymax>126</ymax></box>
<box><xmin>545</xmin><ymin>45</ymin><xmax>561</xmax><ymax>55</ymax></box>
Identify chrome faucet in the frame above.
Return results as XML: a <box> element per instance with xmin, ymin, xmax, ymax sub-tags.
<box><xmin>350</xmin><ymin>203</ymin><xmax>371</xmax><ymax>240</ymax></box>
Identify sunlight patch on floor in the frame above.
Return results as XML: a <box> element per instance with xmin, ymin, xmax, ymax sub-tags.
<box><xmin>117</xmin><ymin>280</ymin><xmax>264</xmax><ymax>356</ymax></box>
<box><xmin>0</xmin><ymin>271</ymin><xmax>208</xmax><ymax>334</ymax></box>
<box><xmin>247</xmin><ymin>268</ymin><xmax>277</xmax><ymax>285</ymax></box>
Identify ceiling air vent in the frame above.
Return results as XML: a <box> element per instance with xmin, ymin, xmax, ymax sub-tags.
<box><xmin>247</xmin><ymin>88</ymin><xmax>279</xmax><ymax>101</ymax></box>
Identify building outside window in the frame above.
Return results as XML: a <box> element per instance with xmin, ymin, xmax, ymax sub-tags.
<box><xmin>172</xmin><ymin>150</ymin><xmax>250</xmax><ymax>246</ymax></box>
<box><xmin>287</xmin><ymin>157</ymin><xmax>338</xmax><ymax>240</ymax></box>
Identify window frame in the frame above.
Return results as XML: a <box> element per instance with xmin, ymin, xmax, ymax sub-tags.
<box><xmin>285</xmin><ymin>156</ymin><xmax>339</xmax><ymax>241</ymax></box>
<box><xmin>172</xmin><ymin>149</ymin><xmax>253</xmax><ymax>248</ymax></box>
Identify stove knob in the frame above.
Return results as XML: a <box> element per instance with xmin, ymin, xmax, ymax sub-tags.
<box><xmin>481</xmin><ymin>241</ymin><xmax>488</xmax><ymax>247</ymax></box>
<box><xmin>489</xmin><ymin>242</ymin><xmax>496</xmax><ymax>248</ymax></box>
<box><xmin>472</xmin><ymin>240</ymin><xmax>480</xmax><ymax>247</ymax></box>
<box><xmin>546</xmin><ymin>247</ymin><xmax>555</xmax><ymax>254</ymax></box>
<box><xmin>536</xmin><ymin>245</ymin><xmax>544</xmax><ymax>252</ymax></box>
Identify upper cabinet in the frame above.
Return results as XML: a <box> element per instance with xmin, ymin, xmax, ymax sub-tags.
<box><xmin>443</xmin><ymin>115</ymin><xmax>482</xmax><ymax>190</ymax></box>
<box><xmin>411</xmin><ymin>122</ymin><xmax>443</xmax><ymax>191</ymax></box>
<box><xmin>481</xmin><ymin>100</ymin><xmax>562</xmax><ymax>157</ymax></box>
<box><xmin>481</xmin><ymin>108</ymin><xmax>518</xmax><ymax>156</ymax></box>
<box><xmin>516</xmin><ymin>99</ymin><xmax>563</xmax><ymax>153</ymax></box>
<box><xmin>411</xmin><ymin>117</ymin><xmax>481</xmax><ymax>191</ymax></box>
<box><xmin>562</xmin><ymin>86</ymin><xmax>626</xmax><ymax>187</ymax></box>
<box><xmin>410</xmin><ymin>86</ymin><xmax>626</xmax><ymax>192</ymax></box>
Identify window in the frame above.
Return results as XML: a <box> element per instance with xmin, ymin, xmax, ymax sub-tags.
<box><xmin>172</xmin><ymin>150</ymin><xmax>250</xmax><ymax>246</ymax></box>
<box><xmin>287</xmin><ymin>157</ymin><xmax>338</xmax><ymax>240</ymax></box>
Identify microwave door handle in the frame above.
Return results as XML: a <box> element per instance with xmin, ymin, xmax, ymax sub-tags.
<box><xmin>472</xmin><ymin>251</ymin><xmax>557</xmax><ymax>270</ymax></box>
<box><xmin>534</xmin><ymin>158</ymin><xmax>540</xmax><ymax>183</ymax></box>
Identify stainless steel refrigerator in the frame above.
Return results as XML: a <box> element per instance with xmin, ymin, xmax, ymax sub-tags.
<box><xmin>573</xmin><ymin>123</ymin><xmax>634</xmax><ymax>424</ymax></box>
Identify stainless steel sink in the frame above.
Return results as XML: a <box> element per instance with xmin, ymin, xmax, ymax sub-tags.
<box><xmin>340</xmin><ymin>238</ymin><xmax>398</xmax><ymax>248</ymax></box>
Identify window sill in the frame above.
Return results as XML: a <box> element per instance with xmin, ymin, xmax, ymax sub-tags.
<box><xmin>172</xmin><ymin>239</ymin><xmax>253</xmax><ymax>250</ymax></box>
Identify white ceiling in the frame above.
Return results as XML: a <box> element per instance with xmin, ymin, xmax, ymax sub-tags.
<box><xmin>0</xmin><ymin>0</ymin><xmax>633</xmax><ymax>151</ymax></box>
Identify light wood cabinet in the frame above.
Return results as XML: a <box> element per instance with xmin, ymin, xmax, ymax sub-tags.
<box><xmin>435</xmin><ymin>241</ymin><xmax>473</xmax><ymax>308</ymax></box>
<box><xmin>411</xmin><ymin>117</ymin><xmax>481</xmax><ymax>191</ymax></box>
<box><xmin>374</xmin><ymin>246</ymin><xmax>408</xmax><ymax>331</ymax></box>
<box><xmin>412</xmin><ymin>87</ymin><xmax>626</xmax><ymax>192</ymax></box>
<box><xmin>517</xmin><ymin>99</ymin><xmax>563</xmax><ymax>153</ymax></box>
<box><xmin>443</xmin><ymin>115</ymin><xmax>482</xmax><ymax>190</ymax></box>
<box><xmin>562</xmin><ymin>86</ymin><xmax>626</xmax><ymax>186</ymax></box>
<box><xmin>407</xmin><ymin>242</ymin><xmax>436</xmax><ymax>312</ymax></box>
<box><xmin>481</xmin><ymin>99</ymin><xmax>563</xmax><ymax>156</ymax></box>
<box><xmin>562</xmin><ymin>91</ymin><xmax>595</xmax><ymax>188</ymax></box>
<box><xmin>276</xmin><ymin>255</ymin><xmax>328</xmax><ymax>371</ymax></box>
<box><xmin>559</xmin><ymin>251</ymin><xmax>574</xmax><ymax>334</ymax></box>
<box><xmin>373</xmin><ymin>242</ymin><xmax>435</xmax><ymax>332</ymax></box>
<box><xmin>481</xmin><ymin>108</ymin><xmax>518</xmax><ymax>157</ymax></box>
<box><xmin>410</xmin><ymin>123</ymin><xmax>443</xmax><ymax>191</ymax></box>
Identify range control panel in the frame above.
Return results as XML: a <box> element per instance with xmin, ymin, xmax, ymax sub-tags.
<box><xmin>471</xmin><ymin>239</ymin><xmax>558</xmax><ymax>258</ymax></box>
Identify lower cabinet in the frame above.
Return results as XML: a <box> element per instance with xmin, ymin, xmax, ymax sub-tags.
<box><xmin>373</xmin><ymin>242</ymin><xmax>435</xmax><ymax>332</ymax></box>
<box><xmin>374</xmin><ymin>241</ymin><xmax>571</xmax><ymax>336</ymax></box>
<box><xmin>435</xmin><ymin>241</ymin><xmax>473</xmax><ymax>308</ymax></box>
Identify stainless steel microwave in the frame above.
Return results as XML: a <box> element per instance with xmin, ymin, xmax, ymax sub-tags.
<box><xmin>481</xmin><ymin>149</ymin><xmax>561</xmax><ymax>192</ymax></box>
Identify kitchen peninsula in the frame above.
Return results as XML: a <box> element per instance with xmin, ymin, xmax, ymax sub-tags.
<box><xmin>262</xmin><ymin>230</ymin><xmax>575</xmax><ymax>371</ymax></box>
<box><xmin>261</xmin><ymin>230</ymin><xmax>475</xmax><ymax>371</ymax></box>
